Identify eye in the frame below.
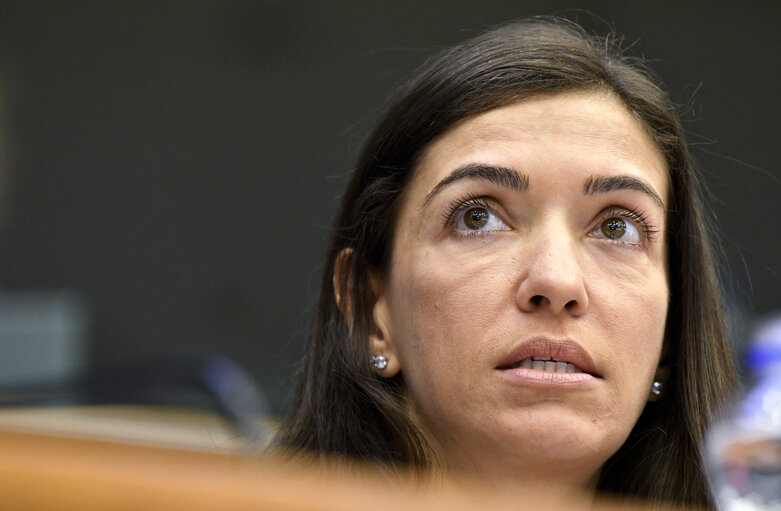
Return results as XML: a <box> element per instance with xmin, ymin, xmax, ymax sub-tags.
<box><xmin>455</xmin><ymin>206</ymin><xmax>509</xmax><ymax>232</ymax></box>
<box><xmin>593</xmin><ymin>216</ymin><xmax>641</xmax><ymax>244</ymax></box>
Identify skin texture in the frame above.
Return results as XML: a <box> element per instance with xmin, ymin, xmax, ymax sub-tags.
<box><xmin>370</xmin><ymin>91</ymin><xmax>670</xmax><ymax>488</ymax></box>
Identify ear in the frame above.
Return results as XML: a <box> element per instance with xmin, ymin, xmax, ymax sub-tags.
<box><xmin>333</xmin><ymin>249</ymin><xmax>401</xmax><ymax>378</ymax></box>
<box><xmin>333</xmin><ymin>248</ymin><xmax>354</xmax><ymax>329</ymax></box>
<box><xmin>648</xmin><ymin>362</ymin><xmax>671</xmax><ymax>402</ymax></box>
<box><xmin>367</xmin><ymin>267</ymin><xmax>401</xmax><ymax>377</ymax></box>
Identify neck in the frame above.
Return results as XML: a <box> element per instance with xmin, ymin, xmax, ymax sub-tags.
<box><xmin>430</xmin><ymin>444</ymin><xmax>601</xmax><ymax>509</ymax></box>
<box><xmin>430</xmin><ymin>468</ymin><xmax>597</xmax><ymax>511</ymax></box>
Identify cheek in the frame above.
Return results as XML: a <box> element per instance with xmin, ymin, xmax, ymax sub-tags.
<box><xmin>385</xmin><ymin>246</ymin><xmax>511</xmax><ymax>383</ymax></box>
<box><xmin>595</xmin><ymin>272</ymin><xmax>668</xmax><ymax>376</ymax></box>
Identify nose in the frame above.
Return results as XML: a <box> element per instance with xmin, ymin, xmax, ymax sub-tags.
<box><xmin>514</xmin><ymin>226</ymin><xmax>589</xmax><ymax>316</ymax></box>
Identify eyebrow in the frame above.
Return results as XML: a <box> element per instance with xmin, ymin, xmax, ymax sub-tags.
<box><xmin>423</xmin><ymin>163</ymin><xmax>529</xmax><ymax>207</ymax></box>
<box><xmin>583</xmin><ymin>175</ymin><xmax>666</xmax><ymax>210</ymax></box>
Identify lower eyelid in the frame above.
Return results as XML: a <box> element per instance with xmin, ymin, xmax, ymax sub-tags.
<box><xmin>454</xmin><ymin>230</ymin><xmax>493</xmax><ymax>240</ymax></box>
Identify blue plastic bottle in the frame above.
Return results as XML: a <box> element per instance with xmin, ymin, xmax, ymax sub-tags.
<box><xmin>706</xmin><ymin>317</ymin><xmax>781</xmax><ymax>510</ymax></box>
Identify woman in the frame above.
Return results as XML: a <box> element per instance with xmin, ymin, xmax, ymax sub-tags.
<box><xmin>277</xmin><ymin>17</ymin><xmax>736</xmax><ymax>508</ymax></box>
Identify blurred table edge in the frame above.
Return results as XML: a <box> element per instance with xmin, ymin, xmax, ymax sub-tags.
<box><xmin>0</xmin><ymin>405</ymin><xmax>263</xmax><ymax>452</ymax></box>
<box><xmin>0</xmin><ymin>424</ymin><xmax>707</xmax><ymax>511</ymax></box>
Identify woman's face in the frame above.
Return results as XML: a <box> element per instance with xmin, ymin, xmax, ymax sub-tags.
<box><xmin>372</xmin><ymin>91</ymin><xmax>669</xmax><ymax>485</ymax></box>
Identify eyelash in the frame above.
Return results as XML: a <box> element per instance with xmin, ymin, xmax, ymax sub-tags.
<box><xmin>441</xmin><ymin>195</ymin><xmax>659</xmax><ymax>242</ymax></box>
<box><xmin>598</xmin><ymin>205</ymin><xmax>659</xmax><ymax>243</ymax></box>
<box><xmin>441</xmin><ymin>194</ymin><xmax>495</xmax><ymax>225</ymax></box>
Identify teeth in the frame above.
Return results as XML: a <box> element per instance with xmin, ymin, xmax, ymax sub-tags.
<box><xmin>510</xmin><ymin>356</ymin><xmax>583</xmax><ymax>374</ymax></box>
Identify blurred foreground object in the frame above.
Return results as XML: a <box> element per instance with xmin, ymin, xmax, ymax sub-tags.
<box><xmin>0</xmin><ymin>425</ymin><xmax>703</xmax><ymax>511</ymax></box>
<box><xmin>0</xmin><ymin>355</ymin><xmax>272</xmax><ymax>449</ymax></box>
<box><xmin>707</xmin><ymin>317</ymin><xmax>781</xmax><ymax>510</ymax></box>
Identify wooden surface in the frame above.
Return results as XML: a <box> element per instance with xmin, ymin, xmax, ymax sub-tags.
<box><xmin>0</xmin><ymin>407</ymin><xmax>703</xmax><ymax>511</ymax></box>
<box><xmin>0</xmin><ymin>405</ymin><xmax>251</xmax><ymax>451</ymax></box>
<box><xmin>0</xmin><ymin>427</ymin><xmax>568</xmax><ymax>511</ymax></box>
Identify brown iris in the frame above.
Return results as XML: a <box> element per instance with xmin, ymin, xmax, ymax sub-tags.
<box><xmin>601</xmin><ymin>217</ymin><xmax>627</xmax><ymax>239</ymax></box>
<box><xmin>463</xmin><ymin>208</ymin><xmax>489</xmax><ymax>230</ymax></box>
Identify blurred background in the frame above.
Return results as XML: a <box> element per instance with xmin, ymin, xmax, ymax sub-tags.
<box><xmin>0</xmin><ymin>1</ymin><xmax>777</xmax><ymax>415</ymax></box>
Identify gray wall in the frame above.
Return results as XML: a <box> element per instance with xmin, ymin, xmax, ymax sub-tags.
<box><xmin>0</xmin><ymin>2</ymin><xmax>778</xmax><ymax>413</ymax></box>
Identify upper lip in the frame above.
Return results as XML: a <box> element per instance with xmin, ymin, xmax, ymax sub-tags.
<box><xmin>496</xmin><ymin>337</ymin><xmax>601</xmax><ymax>377</ymax></box>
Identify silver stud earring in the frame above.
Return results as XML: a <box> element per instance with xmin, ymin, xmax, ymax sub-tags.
<box><xmin>370</xmin><ymin>355</ymin><xmax>388</xmax><ymax>370</ymax></box>
<box><xmin>651</xmin><ymin>381</ymin><xmax>663</xmax><ymax>396</ymax></box>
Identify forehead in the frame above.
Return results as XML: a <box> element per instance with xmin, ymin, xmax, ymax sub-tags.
<box><xmin>411</xmin><ymin>91</ymin><xmax>669</xmax><ymax>203</ymax></box>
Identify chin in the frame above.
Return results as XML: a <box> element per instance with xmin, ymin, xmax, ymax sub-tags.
<box><xmin>454</xmin><ymin>411</ymin><xmax>628</xmax><ymax>483</ymax></box>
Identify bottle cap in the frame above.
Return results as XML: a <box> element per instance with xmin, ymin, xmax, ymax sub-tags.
<box><xmin>745</xmin><ymin>317</ymin><xmax>781</xmax><ymax>370</ymax></box>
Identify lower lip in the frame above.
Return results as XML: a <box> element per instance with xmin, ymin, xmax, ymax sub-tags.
<box><xmin>496</xmin><ymin>367</ymin><xmax>599</xmax><ymax>388</ymax></box>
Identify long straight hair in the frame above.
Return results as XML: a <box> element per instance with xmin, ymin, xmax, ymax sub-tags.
<box><xmin>277</xmin><ymin>17</ymin><xmax>736</xmax><ymax>508</ymax></box>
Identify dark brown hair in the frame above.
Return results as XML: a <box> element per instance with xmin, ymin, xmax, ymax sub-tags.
<box><xmin>277</xmin><ymin>17</ymin><xmax>736</xmax><ymax>508</ymax></box>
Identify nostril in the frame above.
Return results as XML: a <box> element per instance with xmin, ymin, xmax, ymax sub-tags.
<box><xmin>565</xmin><ymin>300</ymin><xmax>578</xmax><ymax>310</ymax></box>
<box><xmin>530</xmin><ymin>295</ymin><xmax>544</xmax><ymax>306</ymax></box>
